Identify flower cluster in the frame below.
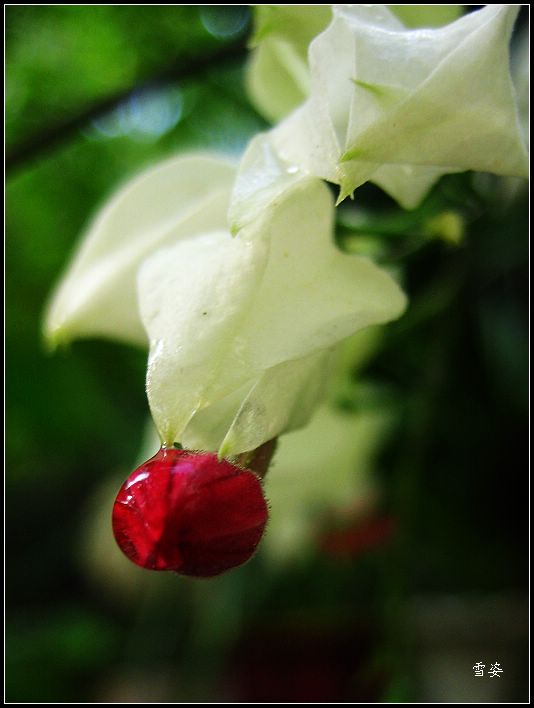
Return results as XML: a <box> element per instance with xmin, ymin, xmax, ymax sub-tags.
<box><xmin>46</xmin><ymin>4</ymin><xmax>527</xmax><ymax>461</ymax></box>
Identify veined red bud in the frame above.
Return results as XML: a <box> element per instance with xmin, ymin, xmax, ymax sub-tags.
<box><xmin>112</xmin><ymin>447</ymin><xmax>268</xmax><ymax>577</ymax></box>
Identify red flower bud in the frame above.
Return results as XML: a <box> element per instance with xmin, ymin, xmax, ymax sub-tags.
<box><xmin>112</xmin><ymin>447</ymin><xmax>268</xmax><ymax>577</ymax></box>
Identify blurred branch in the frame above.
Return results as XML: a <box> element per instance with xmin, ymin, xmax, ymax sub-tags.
<box><xmin>6</xmin><ymin>39</ymin><xmax>248</xmax><ymax>176</ymax></box>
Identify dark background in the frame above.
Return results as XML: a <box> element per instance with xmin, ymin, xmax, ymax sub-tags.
<box><xmin>6</xmin><ymin>6</ymin><xmax>528</xmax><ymax>702</ymax></box>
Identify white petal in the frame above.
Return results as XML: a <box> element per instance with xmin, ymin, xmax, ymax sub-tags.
<box><xmin>247</xmin><ymin>38</ymin><xmax>310</xmax><ymax>123</ymax></box>
<box><xmin>141</xmin><ymin>174</ymin><xmax>406</xmax><ymax>451</ymax></box>
<box><xmin>365</xmin><ymin>164</ymin><xmax>459</xmax><ymax>210</ymax></box>
<box><xmin>138</xmin><ymin>230</ymin><xmax>267</xmax><ymax>445</ymax></box>
<box><xmin>271</xmin><ymin>105</ymin><xmax>341</xmax><ymax>186</ymax></box>
<box><xmin>273</xmin><ymin>4</ymin><xmax>527</xmax><ymax>206</ymax></box>
<box><xmin>246</xmin><ymin>6</ymin><xmax>332</xmax><ymax>122</ymax></box>
<box><xmin>181</xmin><ymin>382</ymin><xmax>257</xmax><ymax>452</ymax></box>
<box><xmin>511</xmin><ymin>25</ymin><xmax>529</xmax><ymax>149</ymax></box>
<box><xmin>341</xmin><ymin>6</ymin><xmax>527</xmax><ymax>176</ymax></box>
<box><xmin>218</xmin><ymin>350</ymin><xmax>332</xmax><ymax>457</ymax></box>
<box><xmin>254</xmin><ymin>5</ymin><xmax>455</xmax><ymax>210</ymax></box>
<box><xmin>228</xmin><ymin>132</ymin><xmax>308</xmax><ymax>234</ymax></box>
<box><xmin>44</xmin><ymin>154</ymin><xmax>236</xmax><ymax>346</ymax></box>
<box><xmin>183</xmin><ymin>350</ymin><xmax>331</xmax><ymax>456</ymax></box>
<box><xmin>235</xmin><ymin>179</ymin><xmax>407</xmax><ymax>371</ymax></box>
<box><xmin>271</xmin><ymin>6</ymin><xmax>404</xmax><ymax>185</ymax></box>
<box><xmin>263</xmin><ymin>403</ymin><xmax>393</xmax><ymax>561</ymax></box>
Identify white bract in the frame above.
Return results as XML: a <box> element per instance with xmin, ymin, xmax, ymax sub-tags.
<box><xmin>45</xmin><ymin>154</ymin><xmax>236</xmax><ymax>347</ymax></box>
<box><xmin>45</xmin><ymin>153</ymin><xmax>406</xmax><ymax>456</ymax></box>
<box><xmin>246</xmin><ymin>4</ymin><xmax>463</xmax><ymax>123</ymax></box>
<box><xmin>44</xmin><ymin>5</ymin><xmax>527</xmax><ymax>461</ymax></box>
<box><xmin>270</xmin><ymin>4</ymin><xmax>528</xmax><ymax>207</ymax></box>
<box><xmin>264</xmin><ymin>402</ymin><xmax>393</xmax><ymax>561</ymax></box>
<box><xmin>246</xmin><ymin>5</ymin><xmax>332</xmax><ymax>122</ymax></box>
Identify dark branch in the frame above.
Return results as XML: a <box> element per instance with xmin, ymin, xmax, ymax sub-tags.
<box><xmin>6</xmin><ymin>39</ymin><xmax>248</xmax><ymax>176</ymax></box>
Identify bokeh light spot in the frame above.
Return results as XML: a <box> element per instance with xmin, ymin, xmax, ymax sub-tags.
<box><xmin>200</xmin><ymin>6</ymin><xmax>249</xmax><ymax>40</ymax></box>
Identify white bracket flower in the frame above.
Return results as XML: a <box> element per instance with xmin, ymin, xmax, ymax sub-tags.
<box><xmin>45</xmin><ymin>154</ymin><xmax>236</xmax><ymax>347</ymax></box>
<box><xmin>45</xmin><ymin>152</ymin><xmax>406</xmax><ymax>457</ymax></box>
<box><xmin>271</xmin><ymin>4</ymin><xmax>528</xmax><ymax>208</ymax></box>
<box><xmin>246</xmin><ymin>5</ymin><xmax>332</xmax><ymax>122</ymax></box>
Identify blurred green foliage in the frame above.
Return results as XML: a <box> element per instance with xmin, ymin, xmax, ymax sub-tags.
<box><xmin>6</xmin><ymin>5</ymin><xmax>528</xmax><ymax>703</ymax></box>
<box><xmin>6</xmin><ymin>5</ymin><xmax>249</xmax><ymax>147</ymax></box>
